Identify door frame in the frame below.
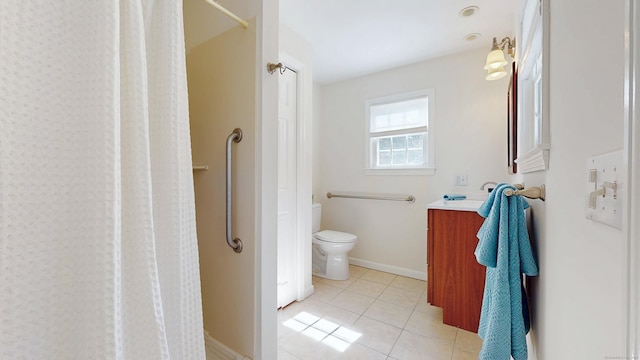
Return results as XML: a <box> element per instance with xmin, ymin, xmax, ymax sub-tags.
<box><xmin>624</xmin><ymin>0</ymin><xmax>640</xmax><ymax>357</ymax></box>
<box><xmin>255</xmin><ymin>2</ymin><xmax>314</xmax><ymax>356</ymax></box>
<box><xmin>256</xmin><ymin>0</ymin><xmax>279</xmax><ymax>358</ymax></box>
<box><xmin>279</xmin><ymin>52</ymin><xmax>314</xmax><ymax>302</ymax></box>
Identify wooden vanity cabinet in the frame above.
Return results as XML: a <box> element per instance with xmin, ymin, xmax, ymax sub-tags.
<box><xmin>427</xmin><ymin>209</ymin><xmax>486</xmax><ymax>333</ymax></box>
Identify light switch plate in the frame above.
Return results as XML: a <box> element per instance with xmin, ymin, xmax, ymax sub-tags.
<box><xmin>585</xmin><ymin>150</ymin><xmax>624</xmax><ymax>229</ymax></box>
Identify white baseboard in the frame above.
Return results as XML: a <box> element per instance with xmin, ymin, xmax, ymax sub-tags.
<box><xmin>348</xmin><ymin>257</ymin><xmax>427</xmax><ymax>281</ymax></box>
<box><xmin>298</xmin><ymin>284</ymin><xmax>315</xmax><ymax>301</ymax></box>
<box><xmin>204</xmin><ymin>330</ymin><xmax>251</xmax><ymax>360</ymax></box>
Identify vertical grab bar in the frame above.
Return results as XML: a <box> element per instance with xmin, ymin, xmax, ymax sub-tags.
<box><xmin>226</xmin><ymin>128</ymin><xmax>243</xmax><ymax>253</ymax></box>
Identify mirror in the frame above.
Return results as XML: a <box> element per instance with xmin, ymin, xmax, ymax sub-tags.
<box><xmin>516</xmin><ymin>0</ymin><xmax>550</xmax><ymax>173</ymax></box>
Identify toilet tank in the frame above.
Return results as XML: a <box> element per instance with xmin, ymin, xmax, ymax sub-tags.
<box><xmin>312</xmin><ymin>203</ymin><xmax>322</xmax><ymax>233</ymax></box>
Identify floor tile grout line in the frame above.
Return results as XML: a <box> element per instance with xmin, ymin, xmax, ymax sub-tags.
<box><xmin>329</xmin><ymin>278</ymin><xmax>403</xmax><ymax>356</ymax></box>
<box><xmin>286</xmin><ymin>266</ymin><xmax>479</xmax><ymax>359</ymax></box>
<box><xmin>356</xmin><ymin>313</ymin><xmax>404</xmax><ymax>357</ymax></box>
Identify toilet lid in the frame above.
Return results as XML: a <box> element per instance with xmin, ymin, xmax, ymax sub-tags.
<box><xmin>314</xmin><ymin>230</ymin><xmax>357</xmax><ymax>243</ymax></box>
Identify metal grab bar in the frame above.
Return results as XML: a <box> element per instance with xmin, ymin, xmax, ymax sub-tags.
<box><xmin>327</xmin><ymin>192</ymin><xmax>415</xmax><ymax>203</ymax></box>
<box><xmin>226</xmin><ymin>128</ymin><xmax>243</xmax><ymax>253</ymax></box>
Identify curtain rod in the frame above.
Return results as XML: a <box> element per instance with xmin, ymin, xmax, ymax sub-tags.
<box><xmin>203</xmin><ymin>0</ymin><xmax>249</xmax><ymax>29</ymax></box>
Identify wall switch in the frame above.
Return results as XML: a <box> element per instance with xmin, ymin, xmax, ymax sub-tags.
<box><xmin>585</xmin><ymin>150</ymin><xmax>624</xmax><ymax>229</ymax></box>
<box><xmin>455</xmin><ymin>174</ymin><xmax>468</xmax><ymax>186</ymax></box>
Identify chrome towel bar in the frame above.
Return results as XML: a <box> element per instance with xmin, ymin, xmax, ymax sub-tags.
<box><xmin>327</xmin><ymin>192</ymin><xmax>415</xmax><ymax>203</ymax></box>
<box><xmin>226</xmin><ymin>128</ymin><xmax>243</xmax><ymax>253</ymax></box>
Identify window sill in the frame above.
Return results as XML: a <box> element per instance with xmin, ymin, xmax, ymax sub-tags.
<box><xmin>364</xmin><ymin>167</ymin><xmax>436</xmax><ymax>176</ymax></box>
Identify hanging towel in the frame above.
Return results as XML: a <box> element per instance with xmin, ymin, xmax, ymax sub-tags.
<box><xmin>443</xmin><ymin>194</ymin><xmax>467</xmax><ymax>201</ymax></box>
<box><xmin>475</xmin><ymin>183</ymin><xmax>539</xmax><ymax>360</ymax></box>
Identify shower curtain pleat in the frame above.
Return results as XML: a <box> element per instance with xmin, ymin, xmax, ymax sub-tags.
<box><xmin>141</xmin><ymin>0</ymin><xmax>206</xmax><ymax>358</ymax></box>
<box><xmin>0</xmin><ymin>1</ymin><xmax>205</xmax><ymax>359</ymax></box>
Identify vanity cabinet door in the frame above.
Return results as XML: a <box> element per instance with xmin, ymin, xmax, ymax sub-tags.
<box><xmin>427</xmin><ymin>209</ymin><xmax>486</xmax><ymax>333</ymax></box>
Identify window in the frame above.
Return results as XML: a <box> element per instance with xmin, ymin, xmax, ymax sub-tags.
<box><xmin>366</xmin><ymin>90</ymin><xmax>435</xmax><ymax>174</ymax></box>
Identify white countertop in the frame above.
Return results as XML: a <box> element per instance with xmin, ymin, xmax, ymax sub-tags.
<box><xmin>426</xmin><ymin>199</ymin><xmax>485</xmax><ymax>212</ymax></box>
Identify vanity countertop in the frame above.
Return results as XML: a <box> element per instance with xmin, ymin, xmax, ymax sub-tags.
<box><xmin>426</xmin><ymin>199</ymin><xmax>484</xmax><ymax>212</ymax></box>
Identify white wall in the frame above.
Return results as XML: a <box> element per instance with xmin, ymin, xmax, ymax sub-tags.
<box><xmin>313</xmin><ymin>83</ymin><xmax>322</xmax><ymax>201</ymax></box>
<box><xmin>256</xmin><ymin>1</ymin><xmax>280</xmax><ymax>358</ymax></box>
<box><xmin>521</xmin><ymin>0</ymin><xmax>627</xmax><ymax>358</ymax></box>
<box><xmin>314</xmin><ymin>48</ymin><xmax>512</xmax><ymax>278</ymax></box>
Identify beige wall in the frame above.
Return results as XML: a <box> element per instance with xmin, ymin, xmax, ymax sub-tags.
<box><xmin>187</xmin><ymin>21</ymin><xmax>257</xmax><ymax>357</ymax></box>
<box><xmin>314</xmin><ymin>48</ymin><xmax>512</xmax><ymax>278</ymax></box>
<box><xmin>521</xmin><ymin>0</ymin><xmax>627</xmax><ymax>358</ymax></box>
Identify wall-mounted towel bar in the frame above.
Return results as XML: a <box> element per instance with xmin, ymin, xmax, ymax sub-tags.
<box><xmin>504</xmin><ymin>185</ymin><xmax>546</xmax><ymax>201</ymax></box>
<box><xmin>327</xmin><ymin>192</ymin><xmax>416</xmax><ymax>203</ymax></box>
<box><xmin>192</xmin><ymin>165</ymin><xmax>209</xmax><ymax>171</ymax></box>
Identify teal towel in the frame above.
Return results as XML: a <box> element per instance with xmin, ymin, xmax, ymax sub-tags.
<box><xmin>443</xmin><ymin>194</ymin><xmax>467</xmax><ymax>201</ymax></box>
<box><xmin>475</xmin><ymin>183</ymin><xmax>538</xmax><ymax>360</ymax></box>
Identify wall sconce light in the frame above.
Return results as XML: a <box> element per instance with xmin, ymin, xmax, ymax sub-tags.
<box><xmin>484</xmin><ymin>37</ymin><xmax>515</xmax><ymax>81</ymax></box>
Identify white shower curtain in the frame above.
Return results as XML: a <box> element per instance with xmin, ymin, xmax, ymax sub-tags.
<box><xmin>0</xmin><ymin>1</ymin><xmax>205</xmax><ymax>359</ymax></box>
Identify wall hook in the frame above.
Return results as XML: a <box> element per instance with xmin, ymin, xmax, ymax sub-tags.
<box><xmin>267</xmin><ymin>62</ymin><xmax>287</xmax><ymax>75</ymax></box>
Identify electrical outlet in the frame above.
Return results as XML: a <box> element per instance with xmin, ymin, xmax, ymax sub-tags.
<box><xmin>455</xmin><ymin>174</ymin><xmax>468</xmax><ymax>186</ymax></box>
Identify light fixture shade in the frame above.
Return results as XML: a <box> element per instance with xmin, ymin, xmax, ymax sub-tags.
<box><xmin>486</xmin><ymin>66</ymin><xmax>507</xmax><ymax>81</ymax></box>
<box><xmin>484</xmin><ymin>49</ymin><xmax>508</xmax><ymax>70</ymax></box>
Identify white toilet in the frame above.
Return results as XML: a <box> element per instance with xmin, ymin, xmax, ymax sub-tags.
<box><xmin>311</xmin><ymin>203</ymin><xmax>358</xmax><ymax>280</ymax></box>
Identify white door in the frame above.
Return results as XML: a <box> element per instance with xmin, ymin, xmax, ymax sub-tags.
<box><xmin>277</xmin><ymin>67</ymin><xmax>298</xmax><ymax>308</ymax></box>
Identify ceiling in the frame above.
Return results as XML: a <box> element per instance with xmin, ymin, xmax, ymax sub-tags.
<box><xmin>184</xmin><ymin>0</ymin><xmax>519</xmax><ymax>84</ymax></box>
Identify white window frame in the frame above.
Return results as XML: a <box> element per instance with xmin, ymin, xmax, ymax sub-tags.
<box><xmin>364</xmin><ymin>89</ymin><xmax>436</xmax><ymax>176</ymax></box>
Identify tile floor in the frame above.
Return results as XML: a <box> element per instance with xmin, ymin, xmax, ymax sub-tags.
<box><xmin>277</xmin><ymin>265</ymin><xmax>482</xmax><ymax>360</ymax></box>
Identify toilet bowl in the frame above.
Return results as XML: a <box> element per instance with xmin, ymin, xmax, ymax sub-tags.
<box><xmin>311</xmin><ymin>203</ymin><xmax>358</xmax><ymax>280</ymax></box>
